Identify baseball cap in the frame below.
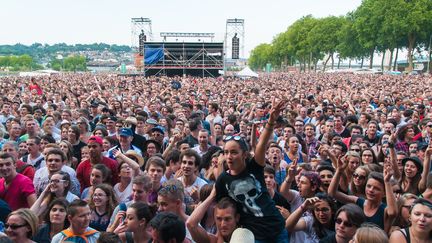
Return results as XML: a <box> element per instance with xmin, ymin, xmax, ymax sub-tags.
<box><xmin>119</xmin><ymin>128</ymin><xmax>133</xmax><ymax>137</ymax></box>
<box><xmin>146</xmin><ymin>118</ymin><xmax>158</xmax><ymax>126</ymax></box>
<box><xmin>88</xmin><ymin>136</ymin><xmax>103</xmax><ymax>145</ymax></box>
<box><xmin>151</xmin><ymin>126</ymin><xmax>165</xmax><ymax>134</ymax></box>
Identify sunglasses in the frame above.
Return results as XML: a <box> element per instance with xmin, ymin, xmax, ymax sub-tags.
<box><xmin>427</xmin><ymin>125</ymin><xmax>432</xmax><ymax>128</ymax></box>
<box><xmin>353</xmin><ymin>173</ymin><xmax>366</xmax><ymax>180</ymax></box>
<box><xmin>335</xmin><ymin>218</ymin><xmax>354</xmax><ymax>228</ymax></box>
<box><xmin>5</xmin><ymin>223</ymin><xmax>28</xmax><ymax>230</ymax></box>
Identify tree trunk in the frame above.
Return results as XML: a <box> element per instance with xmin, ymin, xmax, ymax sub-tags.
<box><xmin>381</xmin><ymin>52</ymin><xmax>385</xmax><ymax>71</ymax></box>
<box><xmin>323</xmin><ymin>54</ymin><xmax>332</xmax><ymax>72</ymax></box>
<box><xmin>369</xmin><ymin>48</ymin><xmax>374</xmax><ymax>69</ymax></box>
<box><xmin>361</xmin><ymin>57</ymin><xmax>364</xmax><ymax>68</ymax></box>
<box><xmin>337</xmin><ymin>57</ymin><xmax>341</xmax><ymax>69</ymax></box>
<box><xmin>388</xmin><ymin>48</ymin><xmax>394</xmax><ymax>71</ymax></box>
<box><xmin>349</xmin><ymin>59</ymin><xmax>352</xmax><ymax>69</ymax></box>
<box><xmin>393</xmin><ymin>47</ymin><xmax>399</xmax><ymax>71</ymax></box>
<box><xmin>331</xmin><ymin>53</ymin><xmax>335</xmax><ymax>69</ymax></box>
<box><xmin>407</xmin><ymin>33</ymin><xmax>416</xmax><ymax>72</ymax></box>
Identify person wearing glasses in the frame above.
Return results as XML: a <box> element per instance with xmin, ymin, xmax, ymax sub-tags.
<box><xmin>328</xmin><ymin>156</ymin><xmax>397</xmax><ymax>234</ymax></box>
<box><xmin>390</xmin><ymin>193</ymin><xmax>418</xmax><ymax>233</ymax></box>
<box><xmin>319</xmin><ymin>204</ymin><xmax>365</xmax><ymax>243</ymax></box>
<box><xmin>389</xmin><ymin>198</ymin><xmax>432</xmax><ymax>243</ymax></box>
<box><xmin>5</xmin><ymin>208</ymin><xmax>38</xmax><ymax>243</ymax></box>
<box><xmin>349</xmin><ymin>165</ymin><xmax>370</xmax><ymax>198</ymax></box>
<box><xmin>286</xmin><ymin>193</ymin><xmax>337</xmax><ymax>242</ymax></box>
<box><xmin>215</xmin><ymin>99</ymin><xmax>288</xmax><ymax>243</ymax></box>
<box><xmin>88</xmin><ymin>183</ymin><xmax>118</xmax><ymax>231</ymax></box>
<box><xmin>31</xmin><ymin>171</ymin><xmax>78</xmax><ymax>218</ymax></box>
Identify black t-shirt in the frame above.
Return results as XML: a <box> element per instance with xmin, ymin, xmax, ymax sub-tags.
<box><xmin>273</xmin><ymin>191</ymin><xmax>291</xmax><ymax>212</ymax></box>
<box><xmin>73</xmin><ymin>140</ymin><xmax>87</xmax><ymax>162</ymax></box>
<box><xmin>215</xmin><ymin>158</ymin><xmax>285</xmax><ymax>240</ymax></box>
<box><xmin>319</xmin><ymin>232</ymin><xmax>337</xmax><ymax>243</ymax></box>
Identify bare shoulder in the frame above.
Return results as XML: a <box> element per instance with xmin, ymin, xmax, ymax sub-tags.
<box><xmin>389</xmin><ymin>229</ymin><xmax>407</xmax><ymax>243</ymax></box>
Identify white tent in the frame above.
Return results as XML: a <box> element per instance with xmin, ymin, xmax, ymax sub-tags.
<box><xmin>236</xmin><ymin>66</ymin><xmax>258</xmax><ymax>78</ymax></box>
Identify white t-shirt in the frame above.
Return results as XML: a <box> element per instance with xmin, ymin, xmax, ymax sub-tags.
<box><xmin>114</xmin><ymin>181</ymin><xmax>133</xmax><ymax>203</ymax></box>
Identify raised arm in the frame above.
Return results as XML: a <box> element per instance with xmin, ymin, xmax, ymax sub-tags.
<box><xmin>280</xmin><ymin>159</ymin><xmax>297</xmax><ymax>202</ymax></box>
<box><xmin>388</xmin><ymin>134</ymin><xmax>401</xmax><ymax>181</ymax></box>
<box><xmin>255</xmin><ymin>99</ymin><xmax>287</xmax><ymax>166</ymax></box>
<box><xmin>328</xmin><ymin>156</ymin><xmax>357</xmax><ymax>204</ymax></box>
<box><xmin>113</xmin><ymin>149</ymin><xmax>141</xmax><ymax>175</ymax></box>
<box><xmin>30</xmin><ymin>185</ymin><xmax>50</xmax><ymax>217</ymax></box>
<box><xmin>186</xmin><ymin>187</ymin><xmax>217</xmax><ymax>243</ymax></box>
<box><xmin>285</xmin><ymin>197</ymin><xmax>319</xmax><ymax>232</ymax></box>
<box><xmin>419</xmin><ymin>146</ymin><xmax>432</xmax><ymax>193</ymax></box>
<box><xmin>384</xmin><ymin>165</ymin><xmax>398</xmax><ymax>233</ymax></box>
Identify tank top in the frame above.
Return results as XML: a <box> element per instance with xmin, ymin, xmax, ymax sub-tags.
<box><xmin>284</xmin><ymin>151</ymin><xmax>304</xmax><ymax>164</ymax></box>
<box><xmin>398</xmin><ymin>228</ymin><xmax>411</xmax><ymax>243</ymax></box>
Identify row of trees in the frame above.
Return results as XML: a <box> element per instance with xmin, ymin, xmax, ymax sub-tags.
<box><xmin>0</xmin><ymin>43</ymin><xmax>131</xmax><ymax>58</ymax></box>
<box><xmin>249</xmin><ymin>0</ymin><xmax>432</xmax><ymax>72</ymax></box>
<box><xmin>0</xmin><ymin>55</ymin><xmax>42</xmax><ymax>71</ymax></box>
<box><xmin>49</xmin><ymin>55</ymin><xmax>87</xmax><ymax>72</ymax></box>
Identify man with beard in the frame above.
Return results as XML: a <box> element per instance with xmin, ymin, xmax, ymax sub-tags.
<box><xmin>76</xmin><ymin>136</ymin><xmax>118</xmax><ymax>190</ymax></box>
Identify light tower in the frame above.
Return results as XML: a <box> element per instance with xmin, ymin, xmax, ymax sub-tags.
<box><xmin>225</xmin><ymin>19</ymin><xmax>245</xmax><ymax>60</ymax></box>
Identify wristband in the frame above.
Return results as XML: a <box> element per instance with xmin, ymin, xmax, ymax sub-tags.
<box><xmin>267</xmin><ymin>122</ymin><xmax>275</xmax><ymax>126</ymax></box>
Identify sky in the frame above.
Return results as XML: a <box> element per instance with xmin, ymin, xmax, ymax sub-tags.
<box><xmin>1</xmin><ymin>0</ymin><xmax>362</xmax><ymax>56</ymax></box>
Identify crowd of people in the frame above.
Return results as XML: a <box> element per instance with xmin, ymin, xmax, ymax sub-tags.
<box><xmin>0</xmin><ymin>72</ymin><xmax>431</xmax><ymax>243</ymax></box>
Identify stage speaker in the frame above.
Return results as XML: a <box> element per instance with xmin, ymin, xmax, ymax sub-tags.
<box><xmin>139</xmin><ymin>31</ymin><xmax>146</xmax><ymax>56</ymax></box>
<box><xmin>232</xmin><ymin>33</ymin><xmax>239</xmax><ymax>59</ymax></box>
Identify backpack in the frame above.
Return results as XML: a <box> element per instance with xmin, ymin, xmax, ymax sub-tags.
<box><xmin>60</xmin><ymin>228</ymin><xmax>99</xmax><ymax>243</ymax></box>
<box><xmin>22</xmin><ymin>155</ymin><xmax>44</xmax><ymax>169</ymax></box>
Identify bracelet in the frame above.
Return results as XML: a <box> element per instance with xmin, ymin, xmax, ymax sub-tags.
<box><xmin>267</xmin><ymin>122</ymin><xmax>275</xmax><ymax>126</ymax></box>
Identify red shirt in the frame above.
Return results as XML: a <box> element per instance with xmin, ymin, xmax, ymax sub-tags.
<box><xmin>76</xmin><ymin>156</ymin><xmax>119</xmax><ymax>191</ymax></box>
<box><xmin>0</xmin><ymin>174</ymin><xmax>36</xmax><ymax>210</ymax></box>
<box><xmin>16</xmin><ymin>160</ymin><xmax>35</xmax><ymax>181</ymax></box>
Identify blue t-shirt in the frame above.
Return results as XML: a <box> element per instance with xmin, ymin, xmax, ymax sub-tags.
<box><xmin>356</xmin><ymin>197</ymin><xmax>386</xmax><ymax>229</ymax></box>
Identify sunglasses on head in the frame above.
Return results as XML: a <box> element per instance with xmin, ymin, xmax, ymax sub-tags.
<box><xmin>223</xmin><ymin>135</ymin><xmax>243</xmax><ymax>142</ymax></box>
<box><xmin>224</xmin><ymin>135</ymin><xmax>249</xmax><ymax>150</ymax></box>
<box><xmin>336</xmin><ymin>218</ymin><xmax>355</xmax><ymax>228</ymax></box>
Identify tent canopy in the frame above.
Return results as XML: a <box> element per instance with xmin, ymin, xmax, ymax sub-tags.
<box><xmin>236</xmin><ymin>66</ymin><xmax>258</xmax><ymax>78</ymax></box>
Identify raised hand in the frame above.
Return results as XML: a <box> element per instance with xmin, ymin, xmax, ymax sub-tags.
<box><xmin>286</xmin><ymin>158</ymin><xmax>298</xmax><ymax>182</ymax></box>
<box><xmin>337</xmin><ymin>155</ymin><xmax>348</xmax><ymax>171</ymax></box>
<box><xmin>383</xmin><ymin>165</ymin><xmax>393</xmax><ymax>182</ymax></box>
<box><xmin>268</xmin><ymin>97</ymin><xmax>288</xmax><ymax>124</ymax></box>
<box><xmin>302</xmin><ymin>197</ymin><xmax>320</xmax><ymax>211</ymax></box>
